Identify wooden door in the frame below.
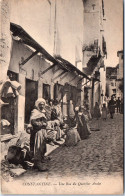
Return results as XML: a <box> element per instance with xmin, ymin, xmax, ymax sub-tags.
<box><xmin>25</xmin><ymin>79</ymin><xmax>38</xmax><ymax>123</ymax></box>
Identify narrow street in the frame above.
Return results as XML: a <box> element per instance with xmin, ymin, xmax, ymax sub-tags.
<box><xmin>17</xmin><ymin>113</ymin><xmax>123</xmax><ymax>180</ymax></box>
<box><xmin>1</xmin><ymin>0</ymin><xmax>123</xmax><ymax>194</ymax></box>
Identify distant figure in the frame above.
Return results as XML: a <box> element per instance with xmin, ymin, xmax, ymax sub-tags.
<box><xmin>120</xmin><ymin>98</ymin><xmax>123</xmax><ymax>114</ymax></box>
<box><xmin>116</xmin><ymin>97</ymin><xmax>121</xmax><ymax>113</ymax></box>
<box><xmin>93</xmin><ymin>102</ymin><xmax>101</xmax><ymax>131</ymax></box>
<box><xmin>93</xmin><ymin>102</ymin><xmax>101</xmax><ymax>120</ymax></box>
<box><xmin>108</xmin><ymin>96</ymin><xmax>116</xmax><ymax>119</ymax></box>
<box><xmin>101</xmin><ymin>103</ymin><xmax>107</xmax><ymax>120</ymax></box>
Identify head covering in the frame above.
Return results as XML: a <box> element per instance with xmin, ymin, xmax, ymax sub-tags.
<box><xmin>1</xmin><ymin>119</ymin><xmax>10</xmax><ymax>127</ymax></box>
<box><xmin>35</xmin><ymin>98</ymin><xmax>46</xmax><ymax>109</ymax></box>
<box><xmin>75</xmin><ymin>106</ymin><xmax>79</xmax><ymax>112</ymax></box>
<box><xmin>30</xmin><ymin>98</ymin><xmax>46</xmax><ymax>122</ymax></box>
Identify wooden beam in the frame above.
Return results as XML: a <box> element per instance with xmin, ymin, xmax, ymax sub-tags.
<box><xmin>52</xmin><ymin>70</ymin><xmax>67</xmax><ymax>81</ymax></box>
<box><xmin>82</xmin><ymin>80</ymin><xmax>90</xmax><ymax>87</ymax></box>
<box><xmin>40</xmin><ymin>64</ymin><xmax>56</xmax><ymax>75</ymax></box>
<box><xmin>69</xmin><ymin>75</ymin><xmax>78</xmax><ymax>82</ymax></box>
<box><xmin>77</xmin><ymin>76</ymin><xmax>84</xmax><ymax>85</ymax></box>
<box><xmin>19</xmin><ymin>50</ymin><xmax>39</xmax><ymax>66</ymax></box>
<box><xmin>53</xmin><ymin>66</ymin><xmax>61</xmax><ymax>74</ymax></box>
<box><xmin>60</xmin><ymin>72</ymin><xmax>69</xmax><ymax>81</ymax></box>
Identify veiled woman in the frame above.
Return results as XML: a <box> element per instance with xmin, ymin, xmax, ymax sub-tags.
<box><xmin>77</xmin><ymin>106</ymin><xmax>90</xmax><ymax>140</ymax></box>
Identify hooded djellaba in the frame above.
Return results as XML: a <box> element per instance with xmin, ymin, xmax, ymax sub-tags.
<box><xmin>77</xmin><ymin>106</ymin><xmax>91</xmax><ymax>140</ymax></box>
<box><xmin>27</xmin><ymin>98</ymin><xmax>49</xmax><ymax>172</ymax></box>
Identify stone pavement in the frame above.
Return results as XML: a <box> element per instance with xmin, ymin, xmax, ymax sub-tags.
<box><xmin>16</xmin><ymin>113</ymin><xmax>123</xmax><ymax>180</ymax></box>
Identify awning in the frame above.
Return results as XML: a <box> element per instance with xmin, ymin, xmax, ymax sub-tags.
<box><xmin>10</xmin><ymin>23</ymin><xmax>90</xmax><ymax>80</ymax></box>
<box><xmin>83</xmin><ymin>55</ymin><xmax>102</xmax><ymax>76</ymax></box>
<box><xmin>10</xmin><ymin>23</ymin><xmax>69</xmax><ymax>72</ymax></box>
<box><xmin>55</xmin><ymin>56</ymin><xmax>90</xmax><ymax>80</ymax></box>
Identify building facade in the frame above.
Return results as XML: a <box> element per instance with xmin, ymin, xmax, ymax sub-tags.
<box><xmin>82</xmin><ymin>0</ymin><xmax>107</xmax><ymax>112</ymax></box>
<box><xmin>106</xmin><ymin>51</ymin><xmax>123</xmax><ymax>99</ymax></box>
<box><xmin>1</xmin><ymin>22</ymin><xmax>90</xmax><ymax>156</ymax></box>
<box><xmin>106</xmin><ymin>50</ymin><xmax>123</xmax><ymax>100</ymax></box>
<box><xmin>0</xmin><ymin>0</ymin><xmax>108</xmax><ymax>156</ymax></box>
<box><xmin>116</xmin><ymin>50</ymin><xmax>123</xmax><ymax>99</ymax></box>
<box><xmin>117</xmin><ymin>50</ymin><xmax>123</xmax><ymax>79</ymax></box>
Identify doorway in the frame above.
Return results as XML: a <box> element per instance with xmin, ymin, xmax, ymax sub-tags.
<box><xmin>43</xmin><ymin>83</ymin><xmax>50</xmax><ymax>103</ymax></box>
<box><xmin>25</xmin><ymin>78</ymin><xmax>38</xmax><ymax>123</ymax></box>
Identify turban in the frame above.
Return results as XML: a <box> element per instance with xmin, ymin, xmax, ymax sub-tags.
<box><xmin>35</xmin><ymin>98</ymin><xmax>46</xmax><ymax>109</ymax></box>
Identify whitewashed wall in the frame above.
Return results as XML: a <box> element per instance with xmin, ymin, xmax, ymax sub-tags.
<box><xmin>9</xmin><ymin>39</ymin><xmax>80</xmax><ymax>131</ymax></box>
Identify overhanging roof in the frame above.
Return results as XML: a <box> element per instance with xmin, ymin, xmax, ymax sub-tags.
<box><xmin>10</xmin><ymin>23</ymin><xmax>69</xmax><ymax>72</ymax></box>
<box><xmin>10</xmin><ymin>23</ymin><xmax>90</xmax><ymax>80</ymax></box>
<box><xmin>55</xmin><ymin>56</ymin><xmax>90</xmax><ymax>80</ymax></box>
<box><xmin>83</xmin><ymin>55</ymin><xmax>102</xmax><ymax>76</ymax></box>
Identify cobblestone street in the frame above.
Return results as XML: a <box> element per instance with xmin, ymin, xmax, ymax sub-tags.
<box><xmin>16</xmin><ymin>113</ymin><xmax>123</xmax><ymax>181</ymax></box>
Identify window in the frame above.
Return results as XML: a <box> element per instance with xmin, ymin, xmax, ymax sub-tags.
<box><xmin>43</xmin><ymin>83</ymin><xmax>50</xmax><ymax>102</ymax></box>
<box><xmin>111</xmin><ymin>82</ymin><xmax>114</xmax><ymax>86</ymax></box>
<box><xmin>25</xmin><ymin>79</ymin><xmax>38</xmax><ymax>123</ymax></box>
<box><xmin>54</xmin><ymin>83</ymin><xmax>63</xmax><ymax>102</ymax></box>
<box><xmin>112</xmin><ymin>89</ymin><xmax>116</xmax><ymax>94</ymax></box>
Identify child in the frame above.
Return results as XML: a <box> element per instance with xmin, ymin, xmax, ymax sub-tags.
<box><xmin>102</xmin><ymin>103</ymin><xmax>107</xmax><ymax>120</ymax></box>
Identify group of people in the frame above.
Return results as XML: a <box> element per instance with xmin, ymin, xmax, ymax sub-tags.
<box><xmin>65</xmin><ymin>105</ymin><xmax>91</xmax><ymax>147</ymax></box>
<box><xmin>25</xmin><ymin>96</ymin><xmax>123</xmax><ymax>172</ymax></box>
<box><xmin>104</xmin><ymin>96</ymin><xmax>123</xmax><ymax>119</ymax></box>
<box><xmin>26</xmin><ymin>98</ymin><xmax>91</xmax><ymax>171</ymax></box>
<box><xmin>93</xmin><ymin>96</ymin><xmax>123</xmax><ymax>123</ymax></box>
<box><xmin>5</xmin><ymin>95</ymin><xmax>123</xmax><ymax>172</ymax></box>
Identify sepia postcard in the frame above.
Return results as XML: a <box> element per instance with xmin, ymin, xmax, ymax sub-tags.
<box><xmin>0</xmin><ymin>0</ymin><xmax>124</xmax><ymax>194</ymax></box>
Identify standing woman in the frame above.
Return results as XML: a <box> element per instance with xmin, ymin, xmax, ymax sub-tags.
<box><xmin>77</xmin><ymin>106</ymin><xmax>90</xmax><ymax>140</ymax></box>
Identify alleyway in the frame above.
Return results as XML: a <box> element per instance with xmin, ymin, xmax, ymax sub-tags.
<box><xmin>16</xmin><ymin>113</ymin><xmax>123</xmax><ymax>181</ymax></box>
